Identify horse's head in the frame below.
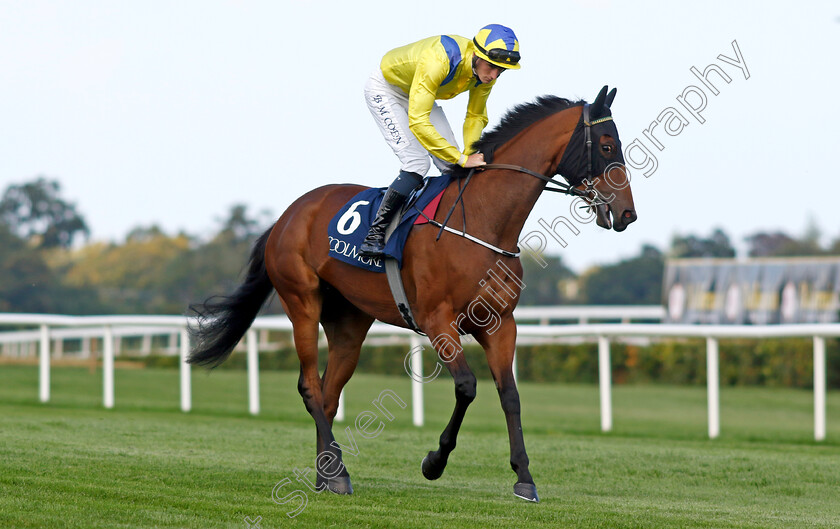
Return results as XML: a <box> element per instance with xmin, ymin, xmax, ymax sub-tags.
<box><xmin>556</xmin><ymin>85</ymin><xmax>637</xmax><ymax>232</ymax></box>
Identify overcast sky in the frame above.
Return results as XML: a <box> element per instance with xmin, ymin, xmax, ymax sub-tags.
<box><xmin>1</xmin><ymin>1</ymin><xmax>838</xmax><ymax>272</ymax></box>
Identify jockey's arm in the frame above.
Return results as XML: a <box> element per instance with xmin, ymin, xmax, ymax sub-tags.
<box><xmin>407</xmin><ymin>50</ymin><xmax>469</xmax><ymax>167</ymax></box>
<box><xmin>463</xmin><ymin>83</ymin><xmax>492</xmax><ymax>155</ymax></box>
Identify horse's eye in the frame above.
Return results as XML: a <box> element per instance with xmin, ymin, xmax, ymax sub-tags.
<box><xmin>602</xmin><ymin>145</ymin><xmax>613</xmax><ymax>153</ymax></box>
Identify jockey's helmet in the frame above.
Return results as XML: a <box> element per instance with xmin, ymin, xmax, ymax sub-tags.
<box><xmin>473</xmin><ymin>24</ymin><xmax>521</xmax><ymax>70</ymax></box>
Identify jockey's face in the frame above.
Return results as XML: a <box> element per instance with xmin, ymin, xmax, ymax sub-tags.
<box><xmin>474</xmin><ymin>58</ymin><xmax>505</xmax><ymax>84</ymax></box>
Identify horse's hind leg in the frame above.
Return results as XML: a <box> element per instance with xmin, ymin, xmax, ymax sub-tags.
<box><xmin>315</xmin><ymin>287</ymin><xmax>374</xmax><ymax>492</ymax></box>
<box><xmin>420</xmin><ymin>319</ymin><xmax>477</xmax><ymax>481</ymax></box>
<box><xmin>475</xmin><ymin>316</ymin><xmax>538</xmax><ymax>502</ymax></box>
<box><xmin>272</xmin><ymin>259</ymin><xmax>352</xmax><ymax>494</ymax></box>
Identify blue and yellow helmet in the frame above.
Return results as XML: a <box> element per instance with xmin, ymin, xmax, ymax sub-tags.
<box><xmin>473</xmin><ymin>24</ymin><xmax>521</xmax><ymax>70</ymax></box>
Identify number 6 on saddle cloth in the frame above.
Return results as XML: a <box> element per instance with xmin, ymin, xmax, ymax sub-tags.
<box><xmin>327</xmin><ymin>174</ymin><xmax>453</xmax><ymax>273</ymax></box>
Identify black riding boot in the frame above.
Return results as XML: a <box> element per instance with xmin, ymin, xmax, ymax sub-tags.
<box><xmin>359</xmin><ymin>171</ymin><xmax>423</xmax><ymax>257</ymax></box>
<box><xmin>358</xmin><ymin>188</ymin><xmax>407</xmax><ymax>257</ymax></box>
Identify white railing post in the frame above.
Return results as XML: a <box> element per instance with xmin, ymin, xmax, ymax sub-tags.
<box><xmin>180</xmin><ymin>327</ymin><xmax>191</xmax><ymax>412</ymax></box>
<box><xmin>512</xmin><ymin>349</ymin><xmax>518</xmax><ymax>385</ymax></box>
<box><xmin>814</xmin><ymin>336</ymin><xmax>826</xmax><ymax>442</ymax></box>
<box><xmin>598</xmin><ymin>336</ymin><xmax>612</xmax><ymax>432</ymax></box>
<box><xmin>103</xmin><ymin>326</ymin><xmax>115</xmax><ymax>409</ymax></box>
<box><xmin>706</xmin><ymin>337</ymin><xmax>720</xmax><ymax>439</ymax></box>
<box><xmin>410</xmin><ymin>334</ymin><xmax>424</xmax><ymax>427</ymax></box>
<box><xmin>247</xmin><ymin>329</ymin><xmax>260</xmax><ymax>415</ymax></box>
<box><xmin>335</xmin><ymin>390</ymin><xmax>345</xmax><ymax>422</ymax></box>
<box><xmin>39</xmin><ymin>324</ymin><xmax>50</xmax><ymax>403</ymax></box>
<box><xmin>141</xmin><ymin>334</ymin><xmax>152</xmax><ymax>355</ymax></box>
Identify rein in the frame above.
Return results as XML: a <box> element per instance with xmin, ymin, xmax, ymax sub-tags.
<box><xmin>480</xmin><ymin>163</ymin><xmax>581</xmax><ymax>195</ymax></box>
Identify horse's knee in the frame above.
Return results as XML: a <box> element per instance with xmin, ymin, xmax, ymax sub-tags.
<box><xmin>455</xmin><ymin>373</ymin><xmax>477</xmax><ymax>404</ymax></box>
<box><xmin>297</xmin><ymin>372</ymin><xmax>309</xmax><ymax>398</ymax></box>
<box><xmin>297</xmin><ymin>371</ymin><xmax>322</xmax><ymax>413</ymax></box>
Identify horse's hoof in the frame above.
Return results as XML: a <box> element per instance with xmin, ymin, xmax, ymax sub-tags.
<box><xmin>421</xmin><ymin>452</ymin><xmax>445</xmax><ymax>480</ymax></box>
<box><xmin>326</xmin><ymin>476</ymin><xmax>353</xmax><ymax>495</ymax></box>
<box><xmin>513</xmin><ymin>482</ymin><xmax>539</xmax><ymax>503</ymax></box>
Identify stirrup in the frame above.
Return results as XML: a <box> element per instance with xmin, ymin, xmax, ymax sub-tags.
<box><xmin>359</xmin><ymin>231</ymin><xmax>386</xmax><ymax>257</ymax></box>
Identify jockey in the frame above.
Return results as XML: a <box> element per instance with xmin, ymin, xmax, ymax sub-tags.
<box><xmin>359</xmin><ymin>24</ymin><xmax>521</xmax><ymax>257</ymax></box>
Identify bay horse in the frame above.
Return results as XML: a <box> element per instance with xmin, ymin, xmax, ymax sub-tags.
<box><xmin>188</xmin><ymin>85</ymin><xmax>636</xmax><ymax>503</ymax></box>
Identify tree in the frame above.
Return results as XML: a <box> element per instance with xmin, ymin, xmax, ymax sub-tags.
<box><xmin>214</xmin><ymin>204</ymin><xmax>273</xmax><ymax>244</ymax></box>
<box><xmin>0</xmin><ymin>225</ymin><xmax>54</xmax><ymax>311</ymax></box>
<box><xmin>745</xmin><ymin>231</ymin><xmax>822</xmax><ymax>257</ymax></box>
<box><xmin>59</xmin><ymin>225</ymin><xmax>191</xmax><ymax>313</ymax></box>
<box><xmin>579</xmin><ymin>245</ymin><xmax>665</xmax><ymax>305</ymax></box>
<box><xmin>0</xmin><ymin>177</ymin><xmax>89</xmax><ymax>248</ymax></box>
<box><xmin>165</xmin><ymin>205</ymin><xmax>282</xmax><ymax>315</ymax></box>
<box><xmin>670</xmin><ymin>228</ymin><xmax>735</xmax><ymax>258</ymax></box>
<box><xmin>519</xmin><ymin>255</ymin><xmax>577</xmax><ymax>305</ymax></box>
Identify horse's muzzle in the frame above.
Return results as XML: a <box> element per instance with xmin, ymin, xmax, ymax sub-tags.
<box><xmin>595</xmin><ymin>204</ymin><xmax>637</xmax><ymax>232</ymax></box>
<box><xmin>612</xmin><ymin>209</ymin><xmax>637</xmax><ymax>232</ymax></box>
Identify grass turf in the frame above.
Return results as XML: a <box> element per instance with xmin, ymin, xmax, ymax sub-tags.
<box><xmin>1</xmin><ymin>364</ymin><xmax>839</xmax><ymax>528</ymax></box>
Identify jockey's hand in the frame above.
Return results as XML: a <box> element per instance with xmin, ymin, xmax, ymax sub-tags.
<box><xmin>464</xmin><ymin>152</ymin><xmax>486</xmax><ymax>168</ymax></box>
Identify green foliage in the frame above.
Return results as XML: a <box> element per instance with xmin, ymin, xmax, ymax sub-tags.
<box><xmin>0</xmin><ymin>224</ymin><xmax>54</xmax><ymax>311</ymax></box>
<box><xmin>746</xmin><ymin>231</ymin><xmax>825</xmax><ymax>257</ymax></box>
<box><xmin>0</xmin><ymin>224</ymin><xmax>102</xmax><ymax>313</ymax></box>
<box><xmin>135</xmin><ymin>337</ymin><xmax>840</xmax><ymax>390</ymax></box>
<box><xmin>4</xmin><ymin>201</ymin><xmax>280</xmax><ymax>315</ymax></box>
<box><xmin>0</xmin><ymin>177</ymin><xmax>89</xmax><ymax>248</ymax></box>
<box><xmin>519</xmin><ymin>254</ymin><xmax>576</xmax><ymax>305</ymax></box>
<box><xmin>514</xmin><ymin>337</ymin><xmax>838</xmax><ymax>389</ymax></box>
<box><xmin>579</xmin><ymin>245</ymin><xmax>664</xmax><ymax>304</ymax></box>
<box><xmin>54</xmin><ymin>228</ymin><xmax>192</xmax><ymax>313</ymax></box>
<box><xmin>159</xmin><ymin>233</ymin><xmax>269</xmax><ymax>315</ymax></box>
<box><xmin>670</xmin><ymin>228</ymin><xmax>736</xmax><ymax>258</ymax></box>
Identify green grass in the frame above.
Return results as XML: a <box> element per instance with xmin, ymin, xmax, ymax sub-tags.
<box><xmin>1</xmin><ymin>364</ymin><xmax>839</xmax><ymax>528</ymax></box>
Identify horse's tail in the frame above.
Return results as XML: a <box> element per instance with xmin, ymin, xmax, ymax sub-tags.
<box><xmin>187</xmin><ymin>226</ymin><xmax>275</xmax><ymax>368</ymax></box>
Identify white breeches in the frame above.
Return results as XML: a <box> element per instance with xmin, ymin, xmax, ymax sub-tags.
<box><xmin>364</xmin><ymin>69</ymin><xmax>459</xmax><ymax>176</ymax></box>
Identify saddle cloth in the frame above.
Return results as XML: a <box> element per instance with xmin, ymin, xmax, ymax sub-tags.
<box><xmin>327</xmin><ymin>174</ymin><xmax>452</xmax><ymax>272</ymax></box>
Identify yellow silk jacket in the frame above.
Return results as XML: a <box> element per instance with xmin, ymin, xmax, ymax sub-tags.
<box><xmin>380</xmin><ymin>35</ymin><xmax>494</xmax><ymax>167</ymax></box>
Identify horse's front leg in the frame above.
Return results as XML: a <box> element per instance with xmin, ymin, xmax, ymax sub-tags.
<box><xmin>475</xmin><ymin>316</ymin><xmax>538</xmax><ymax>502</ymax></box>
<box><xmin>420</xmin><ymin>325</ymin><xmax>476</xmax><ymax>481</ymax></box>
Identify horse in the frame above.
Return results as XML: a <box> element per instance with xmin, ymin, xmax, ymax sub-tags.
<box><xmin>188</xmin><ymin>85</ymin><xmax>637</xmax><ymax>503</ymax></box>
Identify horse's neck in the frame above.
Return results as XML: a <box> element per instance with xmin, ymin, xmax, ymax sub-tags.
<box><xmin>465</xmin><ymin>114</ymin><xmax>578</xmax><ymax>248</ymax></box>
<box><xmin>471</xmin><ymin>163</ymin><xmax>546</xmax><ymax>245</ymax></box>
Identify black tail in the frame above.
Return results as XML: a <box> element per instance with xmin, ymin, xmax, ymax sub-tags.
<box><xmin>187</xmin><ymin>227</ymin><xmax>274</xmax><ymax>368</ymax></box>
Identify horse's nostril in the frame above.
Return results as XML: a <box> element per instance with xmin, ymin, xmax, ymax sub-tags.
<box><xmin>623</xmin><ymin>211</ymin><xmax>632</xmax><ymax>219</ymax></box>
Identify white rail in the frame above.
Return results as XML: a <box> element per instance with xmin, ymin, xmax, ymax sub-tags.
<box><xmin>0</xmin><ymin>312</ymin><xmax>835</xmax><ymax>441</ymax></box>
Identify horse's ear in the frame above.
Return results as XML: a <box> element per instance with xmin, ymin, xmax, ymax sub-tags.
<box><xmin>605</xmin><ymin>87</ymin><xmax>617</xmax><ymax>108</ymax></box>
<box><xmin>590</xmin><ymin>85</ymin><xmax>608</xmax><ymax>117</ymax></box>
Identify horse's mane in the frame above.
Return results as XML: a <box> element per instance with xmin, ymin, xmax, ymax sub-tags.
<box><xmin>451</xmin><ymin>95</ymin><xmax>584</xmax><ymax>177</ymax></box>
